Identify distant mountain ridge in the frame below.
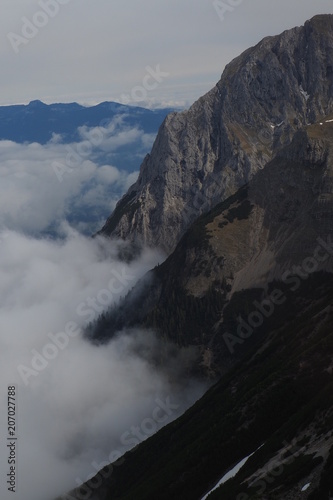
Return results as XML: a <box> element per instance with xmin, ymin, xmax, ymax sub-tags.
<box><xmin>0</xmin><ymin>100</ymin><xmax>176</xmax><ymax>237</ymax></box>
<box><xmin>0</xmin><ymin>99</ymin><xmax>174</xmax><ymax>145</ymax></box>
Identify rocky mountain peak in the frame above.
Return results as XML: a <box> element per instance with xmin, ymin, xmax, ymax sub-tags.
<box><xmin>100</xmin><ymin>14</ymin><xmax>333</xmax><ymax>254</ymax></box>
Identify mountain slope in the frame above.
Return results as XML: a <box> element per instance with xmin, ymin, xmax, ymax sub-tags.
<box><xmin>64</xmin><ymin>153</ymin><xmax>333</xmax><ymax>497</ymax></box>
<box><xmin>62</xmin><ymin>272</ymin><xmax>333</xmax><ymax>500</ymax></box>
<box><xmin>100</xmin><ymin>14</ymin><xmax>333</xmax><ymax>253</ymax></box>
<box><xmin>89</xmin><ymin>116</ymin><xmax>333</xmax><ymax>377</ymax></box>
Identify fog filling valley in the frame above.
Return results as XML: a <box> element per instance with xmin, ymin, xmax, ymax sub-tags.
<box><xmin>0</xmin><ymin>128</ymin><xmax>207</xmax><ymax>500</ymax></box>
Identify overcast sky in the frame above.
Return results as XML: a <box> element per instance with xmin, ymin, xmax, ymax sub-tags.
<box><xmin>0</xmin><ymin>0</ymin><xmax>333</xmax><ymax>108</ymax></box>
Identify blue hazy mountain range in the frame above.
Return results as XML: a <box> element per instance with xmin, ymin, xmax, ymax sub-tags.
<box><xmin>0</xmin><ymin>99</ymin><xmax>174</xmax><ymax>172</ymax></box>
<box><xmin>0</xmin><ymin>99</ymin><xmax>174</xmax><ymax>144</ymax></box>
<box><xmin>0</xmin><ymin>100</ymin><xmax>175</xmax><ymax>237</ymax></box>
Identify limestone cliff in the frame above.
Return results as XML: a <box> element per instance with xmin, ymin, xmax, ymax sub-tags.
<box><xmin>100</xmin><ymin>14</ymin><xmax>333</xmax><ymax>254</ymax></box>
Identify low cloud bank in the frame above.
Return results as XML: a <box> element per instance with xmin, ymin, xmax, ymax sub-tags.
<box><xmin>0</xmin><ymin>116</ymin><xmax>157</xmax><ymax>236</ymax></box>
<box><xmin>0</xmin><ymin>229</ymin><xmax>205</xmax><ymax>500</ymax></box>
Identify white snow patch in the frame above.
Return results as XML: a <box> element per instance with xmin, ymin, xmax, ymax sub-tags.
<box><xmin>301</xmin><ymin>482</ymin><xmax>311</xmax><ymax>492</ymax></box>
<box><xmin>325</xmin><ymin>119</ymin><xmax>333</xmax><ymax>123</ymax></box>
<box><xmin>300</xmin><ymin>86</ymin><xmax>310</xmax><ymax>101</ymax></box>
<box><xmin>201</xmin><ymin>445</ymin><xmax>263</xmax><ymax>500</ymax></box>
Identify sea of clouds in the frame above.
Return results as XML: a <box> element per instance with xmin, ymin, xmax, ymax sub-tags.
<box><xmin>0</xmin><ymin>122</ymin><xmax>206</xmax><ymax>500</ymax></box>
<box><xmin>0</xmin><ymin>115</ymin><xmax>156</xmax><ymax>236</ymax></box>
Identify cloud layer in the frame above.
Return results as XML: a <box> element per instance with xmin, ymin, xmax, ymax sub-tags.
<box><xmin>0</xmin><ymin>115</ymin><xmax>206</xmax><ymax>500</ymax></box>
<box><xmin>0</xmin><ymin>229</ymin><xmax>205</xmax><ymax>500</ymax></box>
<box><xmin>0</xmin><ymin>116</ymin><xmax>155</xmax><ymax>236</ymax></box>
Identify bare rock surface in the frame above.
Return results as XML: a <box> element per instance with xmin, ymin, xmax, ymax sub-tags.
<box><xmin>100</xmin><ymin>14</ymin><xmax>333</xmax><ymax>254</ymax></box>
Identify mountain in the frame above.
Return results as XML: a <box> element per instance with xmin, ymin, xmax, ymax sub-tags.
<box><xmin>89</xmin><ymin>116</ymin><xmax>333</xmax><ymax>374</ymax></box>
<box><xmin>64</xmin><ymin>116</ymin><xmax>333</xmax><ymax>500</ymax></box>
<box><xmin>100</xmin><ymin>14</ymin><xmax>333</xmax><ymax>254</ymax></box>
<box><xmin>0</xmin><ymin>100</ymin><xmax>173</xmax><ymax>144</ymax></box>
<box><xmin>60</xmin><ymin>14</ymin><xmax>333</xmax><ymax>500</ymax></box>
<box><xmin>62</xmin><ymin>272</ymin><xmax>333</xmax><ymax>500</ymax></box>
<box><xmin>0</xmin><ymin>100</ymin><xmax>174</xmax><ymax>173</ymax></box>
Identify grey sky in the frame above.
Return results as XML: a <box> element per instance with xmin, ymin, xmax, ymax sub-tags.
<box><xmin>0</xmin><ymin>0</ymin><xmax>333</xmax><ymax>107</ymax></box>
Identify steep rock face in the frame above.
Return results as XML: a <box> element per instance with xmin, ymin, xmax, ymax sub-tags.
<box><xmin>100</xmin><ymin>14</ymin><xmax>333</xmax><ymax>253</ymax></box>
<box><xmin>167</xmin><ymin>118</ymin><xmax>333</xmax><ymax>295</ymax></box>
